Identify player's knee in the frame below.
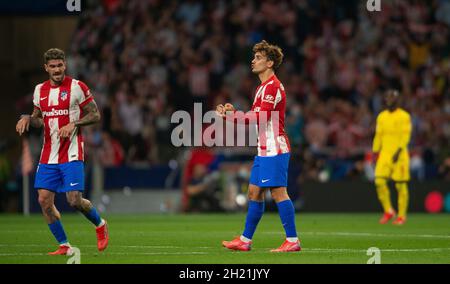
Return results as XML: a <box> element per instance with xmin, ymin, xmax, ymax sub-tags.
<box><xmin>67</xmin><ymin>196</ymin><xmax>81</xmax><ymax>209</ymax></box>
<box><xmin>395</xmin><ymin>182</ymin><xmax>407</xmax><ymax>191</ymax></box>
<box><xmin>247</xmin><ymin>188</ymin><xmax>264</xmax><ymax>201</ymax></box>
<box><xmin>247</xmin><ymin>190</ymin><xmax>257</xmax><ymax>201</ymax></box>
<box><xmin>374</xmin><ymin>178</ymin><xmax>387</xmax><ymax>188</ymax></box>
<box><xmin>270</xmin><ymin>189</ymin><xmax>289</xmax><ymax>203</ymax></box>
<box><xmin>38</xmin><ymin>196</ymin><xmax>52</xmax><ymax>208</ymax></box>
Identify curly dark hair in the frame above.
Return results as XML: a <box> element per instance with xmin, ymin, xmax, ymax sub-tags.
<box><xmin>252</xmin><ymin>40</ymin><xmax>284</xmax><ymax>69</ymax></box>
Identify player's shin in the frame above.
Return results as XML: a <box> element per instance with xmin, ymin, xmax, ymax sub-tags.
<box><xmin>242</xmin><ymin>200</ymin><xmax>265</xmax><ymax>241</ymax></box>
<box><xmin>48</xmin><ymin>219</ymin><xmax>69</xmax><ymax>245</ymax></box>
<box><xmin>43</xmin><ymin>205</ymin><xmax>69</xmax><ymax>245</ymax></box>
<box><xmin>395</xmin><ymin>182</ymin><xmax>409</xmax><ymax>218</ymax></box>
<box><xmin>80</xmin><ymin>199</ymin><xmax>103</xmax><ymax>227</ymax></box>
<box><xmin>375</xmin><ymin>178</ymin><xmax>393</xmax><ymax>213</ymax></box>
<box><xmin>276</xmin><ymin>199</ymin><xmax>298</xmax><ymax>241</ymax></box>
<box><xmin>41</xmin><ymin>205</ymin><xmax>61</xmax><ymax>223</ymax></box>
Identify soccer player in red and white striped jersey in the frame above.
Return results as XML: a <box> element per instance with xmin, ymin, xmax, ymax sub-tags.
<box><xmin>16</xmin><ymin>48</ymin><xmax>108</xmax><ymax>255</ymax></box>
<box><xmin>218</xmin><ymin>40</ymin><xmax>300</xmax><ymax>252</ymax></box>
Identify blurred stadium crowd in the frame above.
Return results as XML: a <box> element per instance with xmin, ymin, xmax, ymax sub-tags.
<box><xmin>21</xmin><ymin>0</ymin><xmax>450</xmax><ymax>183</ymax></box>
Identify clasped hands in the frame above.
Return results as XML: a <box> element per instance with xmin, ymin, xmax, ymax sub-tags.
<box><xmin>215</xmin><ymin>103</ymin><xmax>235</xmax><ymax>117</ymax></box>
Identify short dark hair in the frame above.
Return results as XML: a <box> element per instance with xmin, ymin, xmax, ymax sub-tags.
<box><xmin>253</xmin><ymin>40</ymin><xmax>284</xmax><ymax>69</ymax></box>
<box><xmin>44</xmin><ymin>48</ymin><xmax>65</xmax><ymax>63</ymax></box>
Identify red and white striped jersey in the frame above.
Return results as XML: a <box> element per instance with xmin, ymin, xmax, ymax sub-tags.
<box><xmin>251</xmin><ymin>74</ymin><xmax>290</xmax><ymax>156</ymax></box>
<box><xmin>33</xmin><ymin>76</ymin><xmax>93</xmax><ymax>164</ymax></box>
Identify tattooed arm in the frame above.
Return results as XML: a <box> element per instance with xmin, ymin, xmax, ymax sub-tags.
<box><xmin>75</xmin><ymin>100</ymin><xmax>101</xmax><ymax>127</ymax></box>
<box><xmin>16</xmin><ymin>107</ymin><xmax>43</xmax><ymax>135</ymax></box>
<box><xmin>58</xmin><ymin>100</ymin><xmax>101</xmax><ymax>138</ymax></box>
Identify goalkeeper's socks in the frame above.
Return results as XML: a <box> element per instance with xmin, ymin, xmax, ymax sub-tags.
<box><xmin>48</xmin><ymin>220</ymin><xmax>68</xmax><ymax>244</ymax></box>
<box><xmin>375</xmin><ymin>178</ymin><xmax>393</xmax><ymax>213</ymax></box>
<box><xmin>276</xmin><ymin>199</ymin><xmax>298</xmax><ymax>238</ymax></box>
<box><xmin>395</xmin><ymin>182</ymin><xmax>409</xmax><ymax>218</ymax></box>
<box><xmin>83</xmin><ymin>207</ymin><xmax>102</xmax><ymax>226</ymax></box>
<box><xmin>242</xmin><ymin>200</ymin><xmax>265</xmax><ymax>240</ymax></box>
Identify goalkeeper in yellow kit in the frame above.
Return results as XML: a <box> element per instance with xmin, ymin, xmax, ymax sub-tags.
<box><xmin>372</xmin><ymin>89</ymin><xmax>412</xmax><ymax>225</ymax></box>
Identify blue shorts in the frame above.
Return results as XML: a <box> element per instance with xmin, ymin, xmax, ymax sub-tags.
<box><xmin>249</xmin><ymin>153</ymin><xmax>290</xmax><ymax>188</ymax></box>
<box><xmin>34</xmin><ymin>161</ymin><xmax>85</xmax><ymax>193</ymax></box>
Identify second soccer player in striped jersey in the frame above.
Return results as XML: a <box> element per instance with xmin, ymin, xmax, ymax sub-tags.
<box><xmin>16</xmin><ymin>48</ymin><xmax>109</xmax><ymax>255</ymax></box>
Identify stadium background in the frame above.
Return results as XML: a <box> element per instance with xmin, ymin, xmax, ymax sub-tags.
<box><xmin>0</xmin><ymin>0</ymin><xmax>449</xmax><ymax>215</ymax></box>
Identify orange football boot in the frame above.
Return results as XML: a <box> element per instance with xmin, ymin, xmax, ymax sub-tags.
<box><xmin>48</xmin><ymin>244</ymin><xmax>73</xmax><ymax>256</ymax></box>
<box><xmin>392</xmin><ymin>216</ymin><xmax>406</xmax><ymax>225</ymax></box>
<box><xmin>222</xmin><ymin>236</ymin><xmax>252</xmax><ymax>251</ymax></box>
<box><xmin>379</xmin><ymin>210</ymin><xmax>396</xmax><ymax>224</ymax></box>
<box><xmin>270</xmin><ymin>240</ymin><xmax>301</xmax><ymax>252</ymax></box>
<box><xmin>96</xmin><ymin>220</ymin><xmax>109</xmax><ymax>251</ymax></box>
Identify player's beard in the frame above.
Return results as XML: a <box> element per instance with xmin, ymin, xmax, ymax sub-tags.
<box><xmin>51</xmin><ymin>72</ymin><xmax>65</xmax><ymax>85</ymax></box>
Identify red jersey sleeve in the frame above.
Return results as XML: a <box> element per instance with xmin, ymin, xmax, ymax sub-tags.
<box><xmin>77</xmin><ymin>80</ymin><xmax>94</xmax><ymax>108</ymax></box>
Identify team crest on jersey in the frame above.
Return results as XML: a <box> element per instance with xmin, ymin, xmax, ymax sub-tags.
<box><xmin>60</xmin><ymin>91</ymin><xmax>68</xmax><ymax>101</ymax></box>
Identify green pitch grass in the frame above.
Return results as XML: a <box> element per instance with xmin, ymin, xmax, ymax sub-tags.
<box><xmin>0</xmin><ymin>213</ymin><xmax>449</xmax><ymax>264</ymax></box>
